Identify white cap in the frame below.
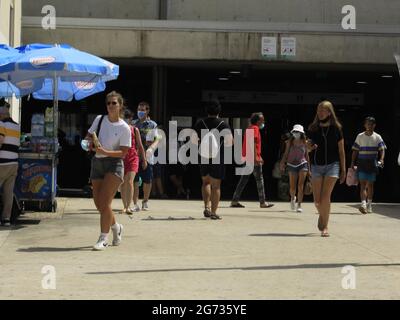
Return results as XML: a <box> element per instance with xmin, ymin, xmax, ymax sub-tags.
<box><xmin>291</xmin><ymin>124</ymin><xmax>305</xmax><ymax>134</ymax></box>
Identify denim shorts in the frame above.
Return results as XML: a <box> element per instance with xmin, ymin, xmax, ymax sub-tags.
<box><xmin>311</xmin><ymin>162</ymin><xmax>340</xmax><ymax>179</ymax></box>
<box><xmin>287</xmin><ymin>163</ymin><xmax>309</xmax><ymax>174</ymax></box>
<box><xmin>358</xmin><ymin>171</ymin><xmax>377</xmax><ymax>182</ymax></box>
<box><xmin>134</xmin><ymin>163</ymin><xmax>153</xmax><ymax>184</ymax></box>
<box><xmin>90</xmin><ymin>157</ymin><xmax>124</xmax><ymax>181</ymax></box>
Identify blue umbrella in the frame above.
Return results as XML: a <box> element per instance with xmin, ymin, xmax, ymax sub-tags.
<box><xmin>0</xmin><ymin>42</ymin><xmax>119</xmax><ymax>111</ymax></box>
<box><xmin>32</xmin><ymin>78</ymin><xmax>106</xmax><ymax>101</ymax></box>
<box><xmin>0</xmin><ymin>44</ymin><xmax>42</xmax><ymax>98</ymax></box>
<box><xmin>2</xmin><ymin>43</ymin><xmax>119</xmax><ymax>84</ymax></box>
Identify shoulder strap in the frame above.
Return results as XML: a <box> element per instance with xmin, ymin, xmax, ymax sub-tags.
<box><xmin>96</xmin><ymin>115</ymin><xmax>105</xmax><ymax>137</ymax></box>
<box><xmin>215</xmin><ymin>120</ymin><xmax>224</xmax><ymax>130</ymax></box>
<box><xmin>201</xmin><ymin>119</ymin><xmax>208</xmax><ymax>130</ymax></box>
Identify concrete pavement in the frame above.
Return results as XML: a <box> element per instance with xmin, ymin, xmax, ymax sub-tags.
<box><xmin>0</xmin><ymin>198</ymin><xmax>400</xmax><ymax>300</ymax></box>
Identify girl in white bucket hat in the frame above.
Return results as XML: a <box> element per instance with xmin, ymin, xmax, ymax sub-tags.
<box><xmin>280</xmin><ymin>124</ymin><xmax>310</xmax><ymax>213</ymax></box>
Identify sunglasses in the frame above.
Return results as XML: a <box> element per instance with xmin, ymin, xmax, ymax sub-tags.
<box><xmin>107</xmin><ymin>101</ymin><xmax>118</xmax><ymax>106</ymax></box>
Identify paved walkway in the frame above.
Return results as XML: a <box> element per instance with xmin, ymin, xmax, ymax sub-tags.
<box><xmin>0</xmin><ymin>198</ymin><xmax>399</xmax><ymax>300</ymax></box>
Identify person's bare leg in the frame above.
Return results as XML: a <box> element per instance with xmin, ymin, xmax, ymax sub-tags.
<box><xmin>312</xmin><ymin>177</ymin><xmax>324</xmax><ymax>231</ymax></box>
<box><xmin>359</xmin><ymin>180</ymin><xmax>368</xmax><ymax>202</ymax></box>
<box><xmin>312</xmin><ymin>177</ymin><xmax>323</xmax><ymax>215</ymax></box>
<box><xmin>210</xmin><ymin>177</ymin><xmax>221</xmax><ymax>215</ymax></box>
<box><xmin>297</xmin><ymin>171</ymin><xmax>307</xmax><ymax>205</ymax></box>
<box><xmin>367</xmin><ymin>182</ymin><xmax>374</xmax><ymax>202</ymax></box>
<box><xmin>121</xmin><ymin>172</ymin><xmax>135</xmax><ymax>210</ymax></box>
<box><xmin>156</xmin><ymin>178</ymin><xmax>165</xmax><ymax>196</ymax></box>
<box><xmin>92</xmin><ymin>180</ymin><xmax>103</xmax><ymax>212</ymax></box>
<box><xmin>133</xmin><ymin>182</ymin><xmax>140</xmax><ymax>205</ymax></box>
<box><xmin>201</xmin><ymin>176</ymin><xmax>211</xmax><ymax>210</ymax></box>
<box><xmin>98</xmin><ymin>174</ymin><xmax>122</xmax><ymax>234</ymax></box>
<box><xmin>120</xmin><ymin>174</ymin><xmax>128</xmax><ymax>210</ymax></box>
<box><xmin>319</xmin><ymin>177</ymin><xmax>338</xmax><ymax>236</ymax></box>
<box><xmin>143</xmin><ymin>182</ymin><xmax>152</xmax><ymax>202</ymax></box>
<box><xmin>289</xmin><ymin>172</ymin><xmax>297</xmax><ymax>201</ymax></box>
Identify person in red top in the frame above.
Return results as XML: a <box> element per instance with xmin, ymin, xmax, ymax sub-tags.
<box><xmin>120</xmin><ymin>109</ymin><xmax>146</xmax><ymax>215</ymax></box>
<box><xmin>230</xmin><ymin>113</ymin><xmax>274</xmax><ymax>208</ymax></box>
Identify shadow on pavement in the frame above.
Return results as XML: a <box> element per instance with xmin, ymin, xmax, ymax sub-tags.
<box><xmin>347</xmin><ymin>204</ymin><xmax>400</xmax><ymax>220</ymax></box>
<box><xmin>224</xmin><ymin>214</ymin><xmax>300</xmax><ymax>220</ymax></box>
<box><xmin>249</xmin><ymin>233</ymin><xmax>318</xmax><ymax>237</ymax></box>
<box><xmin>17</xmin><ymin>246</ymin><xmax>93</xmax><ymax>252</ymax></box>
<box><xmin>142</xmin><ymin>216</ymin><xmax>205</xmax><ymax>221</ymax></box>
<box><xmin>15</xmin><ymin>219</ymin><xmax>41</xmax><ymax>225</ymax></box>
<box><xmin>86</xmin><ymin>262</ymin><xmax>400</xmax><ymax>275</ymax></box>
<box><xmin>248</xmin><ymin>210</ymin><xmax>289</xmax><ymax>213</ymax></box>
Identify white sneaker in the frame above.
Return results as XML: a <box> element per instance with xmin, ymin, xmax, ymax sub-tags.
<box><xmin>290</xmin><ymin>197</ymin><xmax>296</xmax><ymax>211</ymax></box>
<box><xmin>93</xmin><ymin>237</ymin><xmax>108</xmax><ymax>251</ymax></box>
<box><xmin>296</xmin><ymin>206</ymin><xmax>303</xmax><ymax>213</ymax></box>
<box><xmin>132</xmin><ymin>205</ymin><xmax>141</xmax><ymax>212</ymax></box>
<box><xmin>367</xmin><ymin>203</ymin><xmax>373</xmax><ymax>213</ymax></box>
<box><xmin>359</xmin><ymin>204</ymin><xmax>367</xmax><ymax>214</ymax></box>
<box><xmin>142</xmin><ymin>201</ymin><xmax>149</xmax><ymax>211</ymax></box>
<box><xmin>112</xmin><ymin>224</ymin><xmax>123</xmax><ymax>246</ymax></box>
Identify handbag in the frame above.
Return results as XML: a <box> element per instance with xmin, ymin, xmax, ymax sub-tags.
<box><xmin>346</xmin><ymin>167</ymin><xmax>359</xmax><ymax>187</ymax></box>
<box><xmin>304</xmin><ymin>176</ymin><xmax>313</xmax><ymax>196</ymax></box>
<box><xmin>272</xmin><ymin>161</ymin><xmax>282</xmax><ymax>179</ymax></box>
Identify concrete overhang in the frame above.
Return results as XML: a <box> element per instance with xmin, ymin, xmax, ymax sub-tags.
<box><xmin>22</xmin><ymin>17</ymin><xmax>400</xmax><ymax>65</ymax></box>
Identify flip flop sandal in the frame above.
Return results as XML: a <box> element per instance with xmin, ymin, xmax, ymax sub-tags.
<box><xmin>203</xmin><ymin>209</ymin><xmax>212</xmax><ymax>218</ymax></box>
<box><xmin>210</xmin><ymin>214</ymin><xmax>222</xmax><ymax>220</ymax></box>
<box><xmin>230</xmin><ymin>203</ymin><xmax>245</xmax><ymax>208</ymax></box>
<box><xmin>260</xmin><ymin>203</ymin><xmax>274</xmax><ymax>208</ymax></box>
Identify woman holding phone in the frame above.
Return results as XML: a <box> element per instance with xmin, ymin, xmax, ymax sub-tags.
<box><xmin>86</xmin><ymin>91</ymin><xmax>131</xmax><ymax>251</ymax></box>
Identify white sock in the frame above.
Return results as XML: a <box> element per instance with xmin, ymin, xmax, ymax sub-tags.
<box><xmin>367</xmin><ymin>199</ymin><xmax>372</xmax><ymax>205</ymax></box>
<box><xmin>362</xmin><ymin>200</ymin><xmax>367</xmax><ymax>206</ymax></box>
<box><xmin>111</xmin><ymin>223</ymin><xmax>119</xmax><ymax>231</ymax></box>
<box><xmin>100</xmin><ymin>233</ymin><xmax>108</xmax><ymax>241</ymax></box>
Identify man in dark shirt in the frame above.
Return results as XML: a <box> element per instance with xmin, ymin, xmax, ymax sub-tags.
<box><xmin>193</xmin><ymin>101</ymin><xmax>233</xmax><ymax>220</ymax></box>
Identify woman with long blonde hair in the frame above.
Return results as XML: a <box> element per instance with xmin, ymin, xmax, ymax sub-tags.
<box><xmin>307</xmin><ymin>101</ymin><xmax>346</xmax><ymax>237</ymax></box>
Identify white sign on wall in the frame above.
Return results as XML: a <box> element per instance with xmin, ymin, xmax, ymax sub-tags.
<box><xmin>281</xmin><ymin>37</ymin><xmax>296</xmax><ymax>57</ymax></box>
<box><xmin>261</xmin><ymin>37</ymin><xmax>277</xmax><ymax>57</ymax></box>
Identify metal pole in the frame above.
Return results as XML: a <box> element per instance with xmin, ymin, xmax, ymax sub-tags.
<box><xmin>52</xmin><ymin>72</ymin><xmax>58</xmax><ymax>208</ymax></box>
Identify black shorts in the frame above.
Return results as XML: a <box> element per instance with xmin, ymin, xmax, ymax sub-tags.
<box><xmin>134</xmin><ymin>163</ymin><xmax>153</xmax><ymax>184</ymax></box>
<box><xmin>199</xmin><ymin>164</ymin><xmax>225</xmax><ymax>180</ymax></box>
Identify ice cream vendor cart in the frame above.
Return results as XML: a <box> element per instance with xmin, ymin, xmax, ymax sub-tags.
<box><xmin>14</xmin><ymin>150</ymin><xmax>58</xmax><ymax>213</ymax></box>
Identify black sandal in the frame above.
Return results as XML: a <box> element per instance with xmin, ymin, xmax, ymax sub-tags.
<box><xmin>210</xmin><ymin>213</ymin><xmax>222</xmax><ymax>220</ymax></box>
<box><xmin>203</xmin><ymin>209</ymin><xmax>211</xmax><ymax>218</ymax></box>
<box><xmin>230</xmin><ymin>202</ymin><xmax>245</xmax><ymax>208</ymax></box>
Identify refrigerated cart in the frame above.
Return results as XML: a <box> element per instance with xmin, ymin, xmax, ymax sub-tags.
<box><xmin>14</xmin><ymin>152</ymin><xmax>58</xmax><ymax>213</ymax></box>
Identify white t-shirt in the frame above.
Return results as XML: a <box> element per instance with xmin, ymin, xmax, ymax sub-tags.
<box><xmin>88</xmin><ymin>115</ymin><xmax>131</xmax><ymax>158</ymax></box>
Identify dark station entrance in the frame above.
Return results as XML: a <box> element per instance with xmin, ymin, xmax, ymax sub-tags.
<box><xmin>20</xmin><ymin>60</ymin><xmax>400</xmax><ymax>202</ymax></box>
